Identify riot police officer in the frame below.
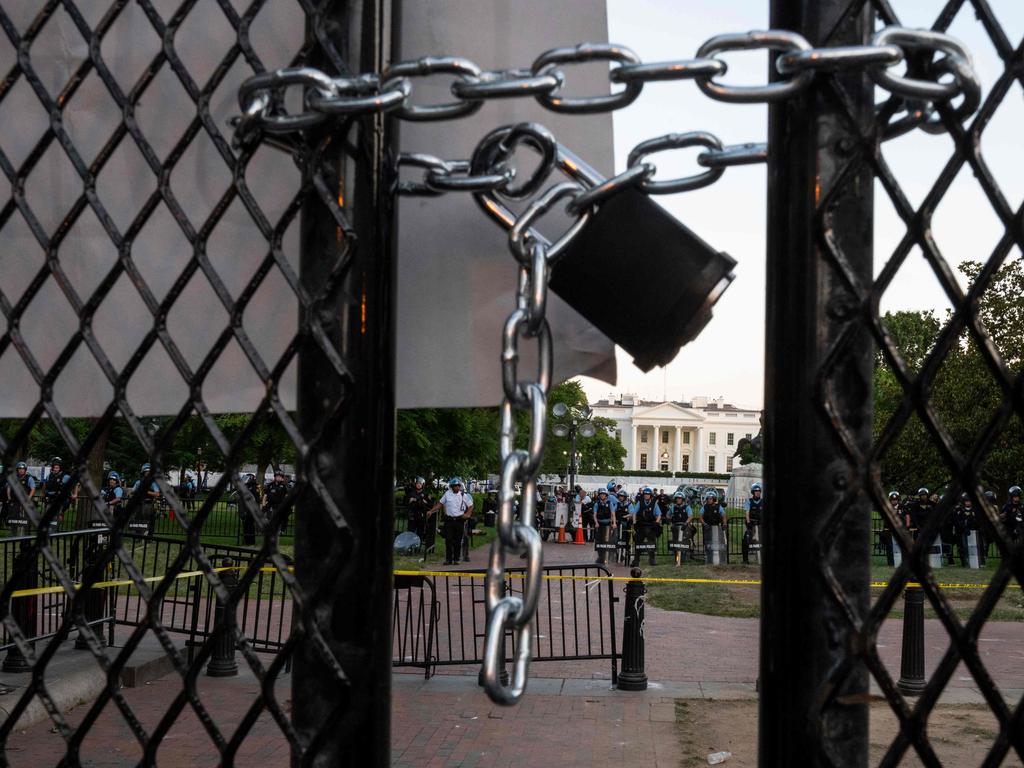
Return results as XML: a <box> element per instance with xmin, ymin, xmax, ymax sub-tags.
<box><xmin>43</xmin><ymin>456</ymin><xmax>76</xmax><ymax>531</ymax></box>
<box><xmin>0</xmin><ymin>464</ymin><xmax>7</xmax><ymax>524</ymax></box>
<box><xmin>742</xmin><ymin>482</ymin><xmax>763</xmax><ymax>565</ymax></box>
<box><xmin>881</xmin><ymin>491</ymin><xmax>901</xmax><ymax>565</ymax></box>
<box><xmin>668</xmin><ymin>491</ymin><xmax>694</xmax><ymax>565</ymax></box>
<box><xmin>405</xmin><ymin>476</ymin><xmax>433</xmax><ymax>553</ymax></box>
<box><xmin>593</xmin><ymin>488</ymin><xmax>616</xmax><ymax>564</ymax></box>
<box><xmin>951</xmin><ymin>492</ymin><xmax>978</xmax><ymax>567</ymax></box>
<box><xmin>1000</xmin><ymin>486</ymin><xmax>1023</xmax><ymax>543</ymax></box>
<box><xmin>262</xmin><ymin>468</ymin><xmax>290</xmax><ymax>539</ymax></box>
<box><xmin>131</xmin><ymin>463</ymin><xmax>161</xmax><ymax>535</ymax></box>
<box><xmin>905</xmin><ymin>487</ymin><xmax>934</xmax><ymax>541</ymax></box>
<box><xmin>629</xmin><ymin>487</ymin><xmax>661</xmax><ymax>567</ymax></box>
<box><xmin>614</xmin><ymin>489</ymin><xmax>631</xmax><ymax>564</ymax></box>
<box><xmin>102</xmin><ymin>471</ymin><xmax>124</xmax><ymax>516</ymax></box>
<box><xmin>699</xmin><ymin>489</ymin><xmax>727</xmax><ymax>563</ymax></box>
<box><xmin>6</xmin><ymin>462</ymin><xmax>37</xmax><ymax>528</ymax></box>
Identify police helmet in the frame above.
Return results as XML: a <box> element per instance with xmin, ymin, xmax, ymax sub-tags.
<box><xmin>606</xmin><ymin>480</ymin><xmax>616</xmax><ymax>492</ymax></box>
<box><xmin>1010</xmin><ymin>485</ymin><xmax>1022</xmax><ymax>498</ymax></box>
<box><xmin>107</xmin><ymin>471</ymin><xmax>121</xmax><ymax>482</ymax></box>
<box><xmin>141</xmin><ymin>463</ymin><xmax>151</xmax><ymax>473</ymax></box>
<box><xmin>751</xmin><ymin>482</ymin><xmax>762</xmax><ymax>494</ymax></box>
<box><xmin>673</xmin><ymin>491</ymin><xmax>684</xmax><ymax>500</ymax></box>
<box><xmin>50</xmin><ymin>456</ymin><xmax>63</xmax><ymax>468</ymax></box>
<box><xmin>642</xmin><ymin>486</ymin><xmax>653</xmax><ymax>495</ymax></box>
<box><xmin>960</xmin><ymin>491</ymin><xmax>970</xmax><ymax>502</ymax></box>
<box><xmin>917</xmin><ymin>487</ymin><xmax>929</xmax><ymax>496</ymax></box>
<box><xmin>449</xmin><ymin>476</ymin><xmax>463</xmax><ymax>488</ymax></box>
<box><xmin>984</xmin><ymin>490</ymin><xmax>997</xmax><ymax>503</ymax></box>
<box><xmin>888</xmin><ymin>491</ymin><xmax>900</xmax><ymax>501</ymax></box>
<box><xmin>598</xmin><ymin>488</ymin><xmax>608</xmax><ymax>496</ymax></box>
<box><xmin>15</xmin><ymin>461</ymin><xmax>27</xmax><ymax>470</ymax></box>
<box><xmin>704</xmin><ymin>489</ymin><xmax>718</xmax><ymax>502</ymax></box>
<box><xmin>616</xmin><ymin>490</ymin><xmax>627</xmax><ymax>499</ymax></box>
<box><xmin>273</xmin><ymin>467</ymin><xmax>286</xmax><ymax>478</ymax></box>
<box><xmin>414</xmin><ymin>476</ymin><xmax>425</xmax><ymax>485</ymax></box>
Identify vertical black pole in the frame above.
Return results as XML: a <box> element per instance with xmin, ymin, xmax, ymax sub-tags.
<box><xmin>617</xmin><ymin>568</ymin><xmax>647</xmax><ymax>691</ymax></box>
<box><xmin>206</xmin><ymin>557</ymin><xmax>239</xmax><ymax>678</ymax></box>
<box><xmin>762</xmin><ymin>1</ymin><xmax>874</xmax><ymax>765</ymax></box>
<box><xmin>896</xmin><ymin>587</ymin><xmax>926</xmax><ymax>696</ymax></box>
<box><xmin>292</xmin><ymin>1</ymin><xmax>396</xmax><ymax>766</ymax></box>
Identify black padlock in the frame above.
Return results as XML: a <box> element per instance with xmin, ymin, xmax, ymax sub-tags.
<box><xmin>549</xmin><ymin>186</ymin><xmax>735</xmax><ymax>372</ymax></box>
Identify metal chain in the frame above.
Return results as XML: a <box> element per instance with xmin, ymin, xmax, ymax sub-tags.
<box><xmin>232</xmin><ymin>25</ymin><xmax>983</xmax><ymax>708</ymax></box>
<box><xmin>234</xmin><ymin>26</ymin><xmax>980</xmax><ymax>146</ymax></box>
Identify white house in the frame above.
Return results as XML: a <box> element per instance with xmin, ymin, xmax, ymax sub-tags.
<box><xmin>589</xmin><ymin>394</ymin><xmax>762</xmax><ymax>474</ymax></box>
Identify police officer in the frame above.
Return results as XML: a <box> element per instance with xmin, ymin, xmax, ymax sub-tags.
<box><xmin>179</xmin><ymin>472</ymin><xmax>197</xmax><ymax>513</ymax></box>
<box><xmin>262</xmin><ymin>468</ymin><xmax>290</xmax><ymax>539</ymax></box>
<box><xmin>43</xmin><ymin>456</ymin><xmax>76</xmax><ymax>531</ymax></box>
<box><xmin>405</xmin><ymin>476</ymin><xmax>433</xmax><ymax>554</ymax></box>
<box><xmin>905</xmin><ymin>487</ymin><xmax>934</xmax><ymax>541</ymax></box>
<box><xmin>699</xmin><ymin>489</ymin><xmax>727</xmax><ymax>563</ymax></box>
<box><xmin>668</xmin><ymin>491</ymin><xmax>694</xmax><ymax>566</ymax></box>
<box><xmin>7</xmin><ymin>462</ymin><xmax>37</xmax><ymax>528</ymax></box>
<box><xmin>428</xmin><ymin>478</ymin><xmax>473</xmax><ymax>566</ymax></box>
<box><xmin>629</xmin><ymin>487</ymin><xmax>661</xmax><ymax>567</ymax></box>
<box><xmin>951</xmin><ymin>492</ymin><xmax>977</xmax><ymax>567</ymax></box>
<box><xmin>593</xmin><ymin>488</ymin><xmax>616</xmax><ymax>564</ymax></box>
<box><xmin>882</xmin><ymin>491</ymin><xmax>901</xmax><ymax>565</ymax></box>
<box><xmin>614</xmin><ymin>489</ymin><xmax>631</xmax><ymax>564</ymax></box>
<box><xmin>131</xmin><ymin>463</ymin><xmax>161</xmax><ymax>535</ymax></box>
<box><xmin>0</xmin><ymin>464</ymin><xmax>7</xmax><ymax>524</ymax></box>
<box><xmin>742</xmin><ymin>482</ymin><xmax>763</xmax><ymax>565</ymax></box>
<box><xmin>102</xmin><ymin>471</ymin><xmax>124</xmax><ymax>516</ymax></box>
<box><xmin>1000</xmin><ymin>486</ymin><xmax>1023</xmax><ymax>543</ymax></box>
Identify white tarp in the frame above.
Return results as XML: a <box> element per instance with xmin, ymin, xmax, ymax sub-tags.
<box><xmin>0</xmin><ymin>1</ymin><xmax>615</xmax><ymax>417</ymax></box>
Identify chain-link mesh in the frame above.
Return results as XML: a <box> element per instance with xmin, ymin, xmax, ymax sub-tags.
<box><xmin>809</xmin><ymin>1</ymin><xmax>1024</xmax><ymax>765</ymax></box>
<box><xmin>0</xmin><ymin>1</ymin><xmax>373</xmax><ymax>763</ymax></box>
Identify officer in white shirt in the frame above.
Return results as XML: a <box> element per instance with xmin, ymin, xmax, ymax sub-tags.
<box><xmin>428</xmin><ymin>477</ymin><xmax>474</xmax><ymax>565</ymax></box>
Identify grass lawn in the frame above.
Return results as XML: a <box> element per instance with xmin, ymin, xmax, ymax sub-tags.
<box><xmin>640</xmin><ymin>560</ymin><xmax>1024</xmax><ymax>622</ymax></box>
<box><xmin>393</xmin><ymin>523</ymin><xmax>496</xmax><ymax>572</ymax></box>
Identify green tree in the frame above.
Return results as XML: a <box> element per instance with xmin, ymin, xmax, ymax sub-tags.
<box><xmin>543</xmin><ymin>381</ymin><xmax>625</xmax><ymax>478</ymax></box>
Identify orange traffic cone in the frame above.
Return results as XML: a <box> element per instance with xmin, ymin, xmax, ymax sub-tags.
<box><xmin>558</xmin><ymin>525</ymin><xmax>566</xmax><ymax>543</ymax></box>
<box><xmin>574</xmin><ymin>524</ymin><xmax>585</xmax><ymax>545</ymax></box>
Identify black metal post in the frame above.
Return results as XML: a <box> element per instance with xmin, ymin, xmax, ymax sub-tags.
<box><xmin>291</xmin><ymin>1</ymin><xmax>396</xmax><ymax>765</ymax></box>
<box><xmin>762</xmin><ymin>1</ymin><xmax>874</xmax><ymax>764</ymax></box>
<box><xmin>75</xmin><ymin>534</ymin><xmax>108</xmax><ymax>651</ymax></box>
<box><xmin>896</xmin><ymin>587</ymin><xmax>926</xmax><ymax>696</ymax></box>
<box><xmin>3</xmin><ymin>541</ymin><xmax>36</xmax><ymax>673</ymax></box>
<box><xmin>207</xmin><ymin>557</ymin><xmax>239</xmax><ymax>678</ymax></box>
<box><xmin>617</xmin><ymin>568</ymin><xmax>647</xmax><ymax>691</ymax></box>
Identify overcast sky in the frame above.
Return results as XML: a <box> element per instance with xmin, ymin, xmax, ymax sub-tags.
<box><xmin>579</xmin><ymin>0</ymin><xmax>1024</xmax><ymax>409</ymax></box>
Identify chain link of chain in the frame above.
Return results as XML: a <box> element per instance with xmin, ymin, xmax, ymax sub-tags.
<box><xmin>234</xmin><ymin>27</ymin><xmax>980</xmax><ymax>147</ymax></box>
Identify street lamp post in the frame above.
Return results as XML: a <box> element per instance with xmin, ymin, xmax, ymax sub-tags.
<box><xmin>551</xmin><ymin>403</ymin><xmax>596</xmax><ymax>498</ymax></box>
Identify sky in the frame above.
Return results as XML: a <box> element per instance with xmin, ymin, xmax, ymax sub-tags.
<box><xmin>581</xmin><ymin>0</ymin><xmax>1024</xmax><ymax>410</ymax></box>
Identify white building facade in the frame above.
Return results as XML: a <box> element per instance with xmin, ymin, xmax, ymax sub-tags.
<box><xmin>590</xmin><ymin>394</ymin><xmax>762</xmax><ymax>475</ymax></box>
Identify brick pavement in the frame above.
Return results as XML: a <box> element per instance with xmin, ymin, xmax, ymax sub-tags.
<box><xmin>6</xmin><ymin>537</ymin><xmax>1023</xmax><ymax>765</ymax></box>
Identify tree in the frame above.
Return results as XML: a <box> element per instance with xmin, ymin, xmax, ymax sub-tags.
<box><xmin>543</xmin><ymin>381</ymin><xmax>625</xmax><ymax>477</ymax></box>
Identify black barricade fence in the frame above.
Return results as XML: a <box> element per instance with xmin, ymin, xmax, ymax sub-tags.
<box><xmin>0</xmin><ymin>529</ymin><xmax>116</xmax><ymax>652</ymax></box>
<box><xmin>107</xmin><ymin>534</ymin><xmax>293</xmax><ymax>656</ymax></box>
<box><xmin>392</xmin><ymin>574</ymin><xmax>437</xmax><ymax>678</ymax></box>
<box><xmin>405</xmin><ymin>563</ymin><xmax>619</xmax><ymax>684</ymax></box>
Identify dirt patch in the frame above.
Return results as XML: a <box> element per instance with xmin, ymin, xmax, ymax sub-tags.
<box><xmin>674</xmin><ymin>700</ymin><xmax>1023</xmax><ymax>767</ymax></box>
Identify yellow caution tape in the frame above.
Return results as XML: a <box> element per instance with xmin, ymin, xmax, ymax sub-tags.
<box><xmin>7</xmin><ymin>567</ymin><xmax>1013</xmax><ymax>600</ymax></box>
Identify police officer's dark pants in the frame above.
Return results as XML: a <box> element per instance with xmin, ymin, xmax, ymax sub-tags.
<box><xmin>596</xmin><ymin>523</ymin><xmax>612</xmax><ymax>564</ymax></box>
<box><xmin>631</xmin><ymin>524</ymin><xmax>657</xmax><ymax>567</ymax></box>
<box><xmin>243</xmin><ymin>512</ymin><xmax>256</xmax><ymax>545</ymax></box>
<box><xmin>881</xmin><ymin>529</ymin><xmax>895</xmax><ymax>565</ymax></box>
<box><xmin>956</xmin><ymin>530</ymin><xmax>970</xmax><ymax>567</ymax></box>
<box><xmin>444</xmin><ymin>517</ymin><xmax>464</xmax><ymax>563</ymax></box>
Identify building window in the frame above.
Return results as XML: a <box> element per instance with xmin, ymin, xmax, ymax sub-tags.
<box><xmin>640</xmin><ymin>454</ymin><xmax>648</xmax><ymax>470</ymax></box>
<box><xmin>727</xmin><ymin>456</ymin><xmax>734</xmax><ymax>472</ymax></box>
<box><xmin>640</xmin><ymin>430</ymin><xmax>648</xmax><ymax>443</ymax></box>
<box><xmin>660</xmin><ymin>461</ymin><xmax>669</xmax><ymax>472</ymax></box>
<box><xmin>708</xmin><ymin>456</ymin><xmax>716</xmax><ymax>472</ymax></box>
<box><xmin>709</xmin><ymin>432</ymin><xmax>717</xmax><ymax>446</ymax></box>
<box><xmin>681</xmin><ymin>455</ymin><xmax>689</xmax><ymax>471</ymax></box>
<box><xmin>661</xmin><ymin>430</ymin><xmax>669</xmax><ymax>444</ymax></box>
<box><xmin>727</xmin><ymin>433</ymin><xmax>734</xmax><ymax>446</ymax></box>
<box><xmin>615</xmin><ymin>429</ymin><xmax>621</xmax><ymax>441</ymax></box>
<box><xmin>745</xmin><ymin>433</ymin><xmax>752</xmax><ymax>440</ymax></box>
<box><xmin>683</xmin><ymin>431</ymin><xmax>690</xmax><ymax>445</ymax></box>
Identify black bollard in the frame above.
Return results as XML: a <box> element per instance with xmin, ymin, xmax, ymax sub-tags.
<box><xmin>3</xmin><ymin>542</ymin><xmax>37</xmax><ymax>673</ymax></box>
<box><xmin>896</xmin><ymin>586</ymin><xmax>926</xmax><ymax>696</ymax></box>
<box><xmin>75</xmin><ymin>534</ymin><xmax>109</xmax><ymax>650</ymax></box>
<box><xmin>618</xmin><ymin>568</ymin><xmax>647</xmax><ymax>691</ymax></box>
<box><xmin>206</xmin><ymin>557</ymin><xmax>239</xmax><ymax>677</ymax></box>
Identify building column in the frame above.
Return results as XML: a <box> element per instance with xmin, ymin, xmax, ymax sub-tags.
<box><xmin>628</xmin><ymin>423</ymin><xmax>638</xmax><ymax>470</ymax></box>
<box><xmin>694</xmin><ymin>427</ymin><xmax>704</xmax><ymax>474</ymax></box>
<box><xmin>674</xmin><ymin>427</ymin><xmax>682</xmax><ymax>472</ymax></box>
